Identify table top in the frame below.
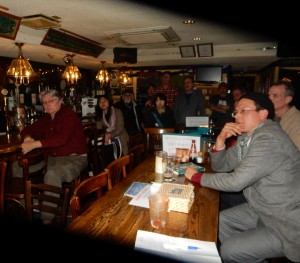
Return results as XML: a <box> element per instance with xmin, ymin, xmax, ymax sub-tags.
<box><xmin>66</xmin><ymin>155</ymin><xmax>219</xmax><ymax>248</ymax></box>
<box><xmin>0</xmin><ymin>131</ymin><xmax>22</xmax><ymax>157</ymax></box>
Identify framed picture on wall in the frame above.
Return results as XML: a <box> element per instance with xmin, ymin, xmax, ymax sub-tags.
<box><xmin>0</xmin><ymin>11</ymin><xmax>21</xmax><ymax>40</ymax></box>
<box><xmin>197</xmin><ymin>43</ymin><xmax>213</xmax><ymax>57</ymax></box>
<box><xmin>179</xmin><ymin>45</ymin><xmax>196</xmax><ymax>58</ymax></box>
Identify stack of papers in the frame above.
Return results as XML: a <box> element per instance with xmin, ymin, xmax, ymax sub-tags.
<box><xmin>127</xmin><ymin>182</ymin><xmax>162</xmax><ymax>208</ymax></box>
<box><xmin>135</xmin><ymin>230</ymin><xmax>222</xmax><ymax>263</ymax></box>
<box><xmin>124</xmin><ymin>182</ymin><xmax>150</xmax><ymax>198</ymax></box>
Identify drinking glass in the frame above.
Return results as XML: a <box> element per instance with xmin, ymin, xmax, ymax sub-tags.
<box><xmin>162</xmin><ymin>153</ymin><xmax>175</xmax><ymax>182</ymax></box>
<box><xmin>149</xmin><ymin>193</ymin><xmax>169</xmax><ymax>229</ymax></box>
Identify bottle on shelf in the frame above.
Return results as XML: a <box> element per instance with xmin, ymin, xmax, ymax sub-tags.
<box><xmin>189</xmin><ymin>139</ymin><xmax>197</xmax><ymax>164</ymax></box>
<box><xmin>208</xmin><ymin>117</ymin><xmax>215</xmax><ymax>137</ymax></box>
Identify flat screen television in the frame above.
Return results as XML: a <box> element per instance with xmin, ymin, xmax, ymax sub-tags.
<box><xmin>196</xmin><ymin>66</ymin><xmax>223</xmax><ymax>83</ymax></box>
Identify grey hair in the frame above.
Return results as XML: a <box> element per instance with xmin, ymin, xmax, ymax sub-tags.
<box><xmin>272</xmin><ymin>81</ymin><xmax>295</xmax><ymax>98</ymax></box>
<box><xmin>39</xmin><ymin>89</ymin><xmax>63</xmax><ymax>103</ymax></box>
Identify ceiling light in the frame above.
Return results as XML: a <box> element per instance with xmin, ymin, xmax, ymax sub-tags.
<box><xmin>62</xmin><ymin>54</ymin><xmax>82</xmax><ymax>84</ymax></box>
<box><xmin>183</xmin><ymin>19</ymin><xmax>195</xmax><ymax>24</ymax></box>
<box><xmin>193</xmin><ymin>37</ymin><xmax>201</xmax><ymax>41</ymax></box>
<box><xmin>118</xmin><ymin>67</ymin><xmax>131</xmax><ymax>86</ymax></box>
<box><xmin>7</xmin><ymin>42</ymin><xmax>35</xmax><ymax>106</ymax></box>
<box><xmin>96</xmin><ymin>61</ymin><xmax>110</xmax><ymax>85</ymax></box>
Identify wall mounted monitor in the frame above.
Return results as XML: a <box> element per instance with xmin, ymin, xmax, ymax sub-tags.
<box><xmin>196</xmin><ymin>66</ymin><xmax>223</xmax><ymax>83</ymax></box>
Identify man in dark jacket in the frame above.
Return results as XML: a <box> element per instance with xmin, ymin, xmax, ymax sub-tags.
<box><xmin>114</xmin><ymin>88</ymin><xmax>143</xmax><ymax>136</ymax></box>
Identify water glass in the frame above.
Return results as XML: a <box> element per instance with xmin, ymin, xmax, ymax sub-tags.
<box><xmin>149</xmin><ymin>193</ymin><xmax>169</xmax><ymax>229</ymax></box>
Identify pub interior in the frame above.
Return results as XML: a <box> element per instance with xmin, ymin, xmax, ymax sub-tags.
<box><xmin>0</xmin><ymin>1</ymin><xmax>299</xmax><ymax>262</ymax></box>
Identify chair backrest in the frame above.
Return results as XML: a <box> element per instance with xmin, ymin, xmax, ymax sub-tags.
<box><xmin>0</xmin><ymin>158</ymin><xmax>8</xmax><ymax>215</ymax></box>
<box><xmin>128</xmin><ymin>132</ymin><xmax>144</xmax><ymax>149</ymax></box>
<box><xmin>18</xmin><ymin>149</ymin><xmax>48</xmax><ymax>183</ymax></box>
<box><xmin>69</xmin><ymin>169</ymin><xmax>111</xmax><ymax>220</ymax></box>
<box><xmin>86</xmin><ymin>128</ymin><xmax>106</xmax><ymax>176</ymax></box>
<box><xmin>128</xmin><ymin>143</ymin><xmax>145</xmax><ymax>170</ymax></box>
<box><xmin>143</xmin><ymin>128</ymin><xmax>175</xmax><ymax>153</ymax></box>
<box><xmin>71</xmin><ymin>127</ymin><xmax>106</xmax><ymax>190</ymax></box>
<box><xmin>105</xmin><ymin>154</ymin><xmax>130</xmax><ymax>188</ymax></box>
<box><xmin>25</xmin><ymin>180</ymin><xmax>71</xmax><ymax>228</ymax></box>
<box><xmin>4</xmin><ymin>149</ymin><xmax>48</xmax><ymax>217</ymax></box>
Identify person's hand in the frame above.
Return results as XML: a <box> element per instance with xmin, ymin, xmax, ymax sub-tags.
<box><xmin>105</xmin><ymin>133</ymin><xmax>112</xmax><ymax>144</ymax></box>
<box><xmin>185</xmin><ymin>166</ymin><xmax>199</xmax><ymax>180</ymax></box>
<box><xmin>23</xmin><ymin>136</ymin><xmax>34</xmax><ymax>143</ymax></box>
<box><xmin>218</xmin><ymin>122</ymin><xmax>244</xmax><ymax>141</ymax></box>
<box><xmin>214</xmin><ymin>122</ymin><xmax>244</xmax><ymax>150</ymax></box>
<box><xmin>21</xmin><ymin>140</ymin><xmax>41</xmax><ymax>154</ymax></box>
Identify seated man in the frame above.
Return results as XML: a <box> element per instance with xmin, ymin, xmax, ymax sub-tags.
<box><xmin>114</xmin><ymin>88</ymin><xmax>143</xmax><ymax>136</ymax></box>
<box><xmin>268</xmin><ymin>80</ymin><xmax>300</xmax><ymax>150</ymax></box>
<box><xmin>14</xmin><ymin>89</ymin><xmax>88</xmax><ymax>224</ymax></box>
<box><xmin>185</xmin><ymin>92</ymin><xmax>300</xmax><ymax>262</ymax></box>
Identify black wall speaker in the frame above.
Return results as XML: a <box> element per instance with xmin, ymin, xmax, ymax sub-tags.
<box><xmin>277</xmin><ymin>40</ymin><xmax>300</xmax><ymax>58</ymax></box>
<box><xmin>113</xmin><ymin>47</ymin><xmax>137</xmax><ymax>64</ymax></box>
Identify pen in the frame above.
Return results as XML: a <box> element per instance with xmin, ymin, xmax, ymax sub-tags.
<box><xmin>163</xmin><ymin>244</ymin><xmax>201</xmax><ymax>251</ymax></box>
<box><xmin>187</xmin><ymin>245</ymin><xmax>201</xmax><ymax>250</ymax></box>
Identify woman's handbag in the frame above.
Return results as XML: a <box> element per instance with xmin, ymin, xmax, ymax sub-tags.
<box><xmin>111</xmin><ymin>137</ymin><xmax>122</xmax><ymax>160</ymax></box>
<box><xmin>101</xmin><ymin>136</ymin><xmax>123</xmax><ymax>167</ymax></box>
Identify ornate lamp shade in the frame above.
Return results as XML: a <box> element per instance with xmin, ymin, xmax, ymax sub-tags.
<box><xmin>96</xmin><ymin>61</ymin><xmax>110</xmax><ymax>84</ymax></box>
<box><xmin>6</xmin><ymin>42</ymin><xmax>35</xmax><ymax>85</ymax></box>
<box><xmin>62</xmin><ymin>54</ymin><xmax>82</xmax><ymax>84</ymax></box>
<box><xmin>118</xmin><ymin>67</ymin><xmax>131</xmax><ymax>86</ymax></box>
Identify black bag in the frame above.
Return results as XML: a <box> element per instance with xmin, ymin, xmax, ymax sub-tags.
<box><xmin>101</xmin><ymin>137</ymin><xmax>122</xmax><ymax>167</ymax></box>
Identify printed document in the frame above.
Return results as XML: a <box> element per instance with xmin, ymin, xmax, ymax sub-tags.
<box><xmin>134</xmin><ymin>230</ymin><xmax>222</xmax><ymax>263</ymax></box>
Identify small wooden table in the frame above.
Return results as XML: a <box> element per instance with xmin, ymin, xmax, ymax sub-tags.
<box><xmin>66</xmin><ymin>156</ymin><xmax>219</xmax><ymax>248</ymax></box>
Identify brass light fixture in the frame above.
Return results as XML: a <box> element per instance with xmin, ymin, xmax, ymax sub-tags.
<box><xmin>62</xmin><ymin>54</ymin><xmax>82</xmax><ymax>84</ymax></box>
<box><xmin>118</xmin><ymin>67</ymin><xmax>131</xmax><ymax>86</ymax></box>
<box><xmin>95</xmin><ymin>61</ymin><xmax>110</xmax><ymax>85</ymax></box>
<box><xmin>6</xmin><ymin>42</ymin><xmax>35</xmax><ymax>107</ymax></box>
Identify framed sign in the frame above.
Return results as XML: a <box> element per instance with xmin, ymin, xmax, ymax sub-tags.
<box><xmin>0</xmin><ymin>11</ymin><xmax>21</xmax><ymax>40</ymax></box>
<box><xmin>197</xmin><ymin>43</ymin><xmax>213</xmax><ymax>57</ymax></box>
<box><xmin>186</xmin><ymin>116</ymin><xmax>209</xmax><ymax>127</ymax></box>
<box><xmin>81</xmin><ymin>97</ymin><xmax>97</xmax><ymax>117</ymax></box>
<box><xmin>162</xmin><ymin>133</ymin><xmax>201</xmax><ymax>155</ymax></box>
<box><xmin>179</xmin><ymin>45</ymin><xmax>196</xmax><ymax>58</ymax></box>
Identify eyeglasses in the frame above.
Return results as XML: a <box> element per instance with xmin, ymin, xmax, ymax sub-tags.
<box><xmin>42</xmin><ymin>98</ymin><xmax>59</xmax><ymax>106</ymax></box>
<box><xmin>232</xmin><ymin>109</ymin><xmax>258</xmax><ymax>117</ymax></box>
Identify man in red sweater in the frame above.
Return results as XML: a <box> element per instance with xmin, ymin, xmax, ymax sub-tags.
<box><xmin>14</xmin><ymin>89</ymin><xmax>87</xmax><ymax>224</ymax></box>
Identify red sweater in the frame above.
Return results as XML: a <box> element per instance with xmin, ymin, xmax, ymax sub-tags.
<box><xmin>21</xmin><ymin>107</ymin><xmax>87</xmax><ymax>157</ymax></box>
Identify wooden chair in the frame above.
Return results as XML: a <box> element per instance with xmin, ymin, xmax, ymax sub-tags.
<box><xmin>143</xmin><ymin>127</ymin><xmax>175</xmax><ymax>154</ymax></box>
<box><xmin>69</xmin><ymin>169</ymin><xmax>111</xmax><ymax>220</ymax></box>
<box><xmin>4</xmin><ymin>149</ymin><xmax>48</xmax><ymax>217</ymax></box>
<box><xmin>105</xmin><ymin>154</ymin><xmax>130</xmax><ymax>188</ymax></box>
<box><xmin>128</xmin><ymin>143</ymin><xmax>145</xmax><ymax>170</ymax></box>
<box><xmin>128</xmin><ymin>132</ymin><xmax>144</xmax><ymax>149</ymax></box>
<box><xmin>25</xmin><ymin>180</ymin><xmax>71</xmax><ymax>228</ymax></box>
<box><xmin>71</xmin><ymin>127</ymin><xmax>105</xmax><ymax>189</ymax></box>
<box><xmin>0</xmin><ymin>158</ymin><xmax>8</xmax><ymax>215</ymax></box>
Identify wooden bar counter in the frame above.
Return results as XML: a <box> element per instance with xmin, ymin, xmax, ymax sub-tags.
<box><xmin>0</xmin><ymin>130</ymin><xmax>22</xmax><ymax>158</ymax></box>
<box><xmin>66</xmin><ymin>156</ymin><xmax>219</xmax><ymax>248</ymax></box>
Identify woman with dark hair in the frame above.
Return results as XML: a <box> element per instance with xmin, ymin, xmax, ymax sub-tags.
<box><xmin>95</xmin><ymin>95</ymin><xmax>129</xmax><ymax>156</ymax></box>
<box><xmin>144</xmin><ymin>92</ymin><xmax>175</xmax><ymax>128</ymax></box>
